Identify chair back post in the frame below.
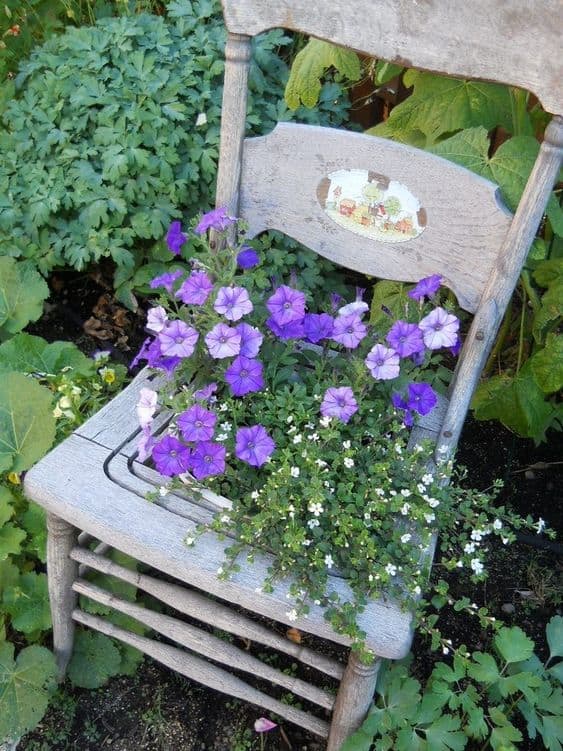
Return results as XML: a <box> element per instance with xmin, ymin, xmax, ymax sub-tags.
<box><xmin>437</xmin><ymin>115</ymin><xmax>563</xmax><ymax>460</ymax></box>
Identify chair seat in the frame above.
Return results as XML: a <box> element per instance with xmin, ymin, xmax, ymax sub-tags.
<box><xmin>24</xmin><ymin>368</ymin><xmax>446</xmax><ymax>659</ymax></box>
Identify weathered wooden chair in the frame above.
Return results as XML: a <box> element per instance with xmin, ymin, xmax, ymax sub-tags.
<box><xmin>24</xmin><ymin>2</ymin><xmax>562</xmax><ymax>748</ymax></box>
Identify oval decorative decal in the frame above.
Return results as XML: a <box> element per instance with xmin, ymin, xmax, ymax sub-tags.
<box><xmin>317</xmin><ymin>169</ymin><xmax>426</xmax><ymax>243</ymax></box>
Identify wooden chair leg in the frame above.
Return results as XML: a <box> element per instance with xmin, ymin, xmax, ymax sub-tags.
<box><xmin>46</xmin><ymin>513</ymin><xmax>79</xmax><ymax>680</ymax></box>
<box><xmin>326</xmin><ymin>651</ymin><xmax>382</xmax><ymax>751</ymax></box>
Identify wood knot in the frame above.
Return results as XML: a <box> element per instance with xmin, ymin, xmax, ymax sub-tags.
<box><xmin>475</xmin><ymin>329</ymin><xmax>485</xmax><ymax>340</ymax></box>
<box><xmin>443</xmin><ymin>430</ymin><xmax>452</xmax><ymax>438</ymax></box>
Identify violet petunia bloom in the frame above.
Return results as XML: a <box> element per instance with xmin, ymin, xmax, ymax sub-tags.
<box><xmin>214</xmin><ymin>286</ymin><xmax>253</xmax><ymax>321</ymax></box>
<box><xmin>149</xmin><ymin>269</ymin><xmax>183</xmax><ymax>294</ymax></box>
<box><xmin>330</xmin><ymin>292</ymin><xmax>344</xmax><ymax>312</ymax></box>
<box><xmin>338</xmin><ymin>287</ymin><xmax>369</xmax><ymax>318</ymax></box>
<box><xmin>391</xmin><ymin>392</ymin><xmax>414</xmax><ymax>427</ymax></box>
<box><xmin>266</xmin><ymin>316</ymin><xmax>305</xmax><ymax>340</ymax></box>
<box><xmin>158</xmin><ymin>320</ymin><xmax>199</xmax><ymax>358</ymax></box>
<box><xmin>177</xmin><ymin>404</ymin><xmax>217</xmax><ymax>442</ymax></box>
<box><xmin>136</xmin><ymin>387</ymin><xmax>158</xmax><ymax>427</ymax></box>
<box><xmin>166</xmin><ymin>221</ymin><xmax>187</xmax><ymax>255</ymax></box>
<box><xmin>176</xmin><ymin>271</ymin><xmax>214</xmax><ymax>305</ymax></box>
<box><xmin>254</xmin><ymin>718</ymin><xmax>277</xmax><ymax>733</ymax></box>
<box><xmin>304</xmin><ymin>313</ymin><xmax>334</xmax><ymax>343</ymax></box>
<box><xmin>410</xmin><ymin>349</ymin><xmax>426</xmax><ymax>367</ymax></box>
<box><xmin>152</xmin><ymin>435</ymin><xmax>191</xmax><ymax>477</ymax></box>
<box><xmin>408</xmin><ymin>274</ymin><xmax>442</xmax><ymax>301</ymax></box>
<box><xmin>237</xmin><ymin>246</ymin><xmax>260</xmax><ymax>269</ymax></box>
<box><xmin>365</xmin><ymin>344</ymin><xmax>400</xmax><ymax>380</ymax></box>
<box><xmin>146</xmin><ymin>305</ymin><xmax>168</xmax><ymax>334</ymax></box>
<box><xmin>450</xmin><ymin>335</ymin><xmax>462</xmax><ymax>357</ymax></box>
<box><xmin>320</xmin><ymin>386</ymin><xmax>358</xmax><ymax>423</ymax></box>
<box><xmin>386</xmin><ymin>320</ymin><xmax>425</xmax><ymax>358</ymax></box>
<box><xmin>225</xmin><ymin>356</ymin><xmax>264</xmax><ymax>397</ymax></box>
<box><xmin>131</xmin><ymin>337</ymin><xmax>182</xmax><ymax>376</ymax></box>
<box><xmin>407</xmin><ymin>382</ymin><xmax>437</xmax><ymax>416</ymax></box>
<box><xmin>205</xmin><ymin>323</ymin><xmax>241</xmax><ymax>359</ymax></box>
<box><xmin>236</xmin><ymin>322</ymin><xmax>263</xmax><ymax>358</ymax></box>
<box><xmin>266</xmin><ymin>285</ymin><xmax>306</xmax><ymax>326</ymax></box>
<box><xmin>194</xmin><ymin>207</ymin><xmax>236</xmax><ymax>234</ymax></box>
<box><xmin>189</xmin><ymin>441</ymin><xmax>226</xmax><ymax>480</ymax></box>
<box><xmin>235</xmin><ymin>425</ymin><xmax>275</xmax><ymax>467</ymax></box>
<box><xmin>419</xmin><ymin>307</ymin><xmax>459</xmax><ymax>350</ymax></box>
<box><xmin>137</xmin><ymin>424</ymin><xmax>155</xmax><ymax>463</ymax></box>
<box><xmin>193</xmin><ymin>383</ymin><xmax>218</xmax><ymax>401</ymax></box>
<box><xmin>332</xmin><ymin>313</ymin><xmax>367</xmax><ymax>349</ymax></box>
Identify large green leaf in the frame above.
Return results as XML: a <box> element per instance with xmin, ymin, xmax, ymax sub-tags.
<box><xmin>3</xmin><ymin>572</ymin><xmax>52</xmax><ymax>634</ymax></box>
<box><xmin>0</xmin><ymin>642</ymin><xmax>57</xmax><ymax>741</ymax></box>
<box><xmin>424</xmin><ymin>714</ymin><xmax>467</xmax><ymax>751</ymax></box>
<box><xmin>67</xmin><ymin>629</ymin><xmax>121</xmax><ymax>689</ymax></box>
<box><xmin>547</xmin><ymin>616</ymin><xmax>563</xmax><ymax>661</ymax></box>
<box><xmin>21</xmin><ymin>502</ymin><xmax>47</xmax><ymax>563</ymax></box>
<box><xmin>0</xmin><ymin>372</ymin><xmax>56</xmax><ymax>473</ymax></box>
<box><xmin>285</xmin><ymin>39</ymin><xmax>361</xmax><ymax>109</ymax></box>
<box><xmin>467</xmin><ymin>653</ymin><xmax>500</xmax><ymax>684</ymax></box>
<box><xmin>0</xmin><ymin>258</ymin><xmax>49</xmax><ymax>341</ymax></box>
<box><xmin>494</xmin><ymin>626</ymin><xmax>535</xmax><ymax>664</ymax></box>
<box><xmin>531</xmin><ymin>335</ymin><xmax>563</xmax><ymax>393</ymax></box>
<box><xmin>0</xmin><ymin>333</ymin><xmax>94</xmax><ymax>376</ymax></box>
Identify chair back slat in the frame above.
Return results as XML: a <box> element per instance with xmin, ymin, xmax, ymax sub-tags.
<box><xmin>239</xmin><ymin>123</ymin><xmax>512</xmax><ymax>313</ymax></box>
<box><xmin>221</xmin><ymin>0</ymin><xmax>563</xmax><ymax>114</ymax></box>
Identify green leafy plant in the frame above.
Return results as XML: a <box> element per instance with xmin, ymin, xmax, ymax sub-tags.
<box><xmin>0</xmin><ymin>258</ymin><xmax>49</xmax><ymax>341</ymax></box>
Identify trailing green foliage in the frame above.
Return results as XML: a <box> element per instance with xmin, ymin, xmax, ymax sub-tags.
<box><xmin>342</xmin><ymin>617</ymin><xmax>563</xmax><ymax>751</ymax></box>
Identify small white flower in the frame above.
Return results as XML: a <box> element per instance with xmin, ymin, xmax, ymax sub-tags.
<box><xmin>535</xmin><ymin>517</ymin><xmax>546</xmax><ymax>534</ymax></box>
<box><xmin>424</xmin><ymin>513</ymin><xmax>435</xmax><ymax>523</ymax></box>
<box><xmin>288</xmin><ymin>425</ymin><xmax>297</xmax><ymax>434</ymax></box>
<box><xmin>158</xmin><ymin>486</ymin><xmax>168</xmax><ymax>497</ymax></box>
<box><xmin>292</xmin><ymin>434</ymin><xmax>302</xmax><ymax>444</ymax></box>
<box><xmin>394</xmin><ymin>443</ymin><xmax>403</xmax><ymax>455</ymax></box>
<box><xmin>414</xmin><ymin>444</ymin><xmax>424</xmax><ymax>453</ymax></box>
<box><xmin>307</xmin><ymin>518</ymin><xmax>320</xmax><ymax>529</ymax></box>
<box><xmin>286</xmin><ymin>415</ymin><xmax>294</xmax><ymax>423</ymax></box>
<box><xmin>195</xmin><ymin>112</ymin><xmax>208</xmax><ymax>126</ymax></box>
<box><xmin>220</xmin><ymin>514</ymin><xmax>230</xmax><ymax>523</ymax></box>
<box><xmin>343</xmin><ymin>457</ymin><xmax>354</xmax><ymax>468</ymax></box>
<box><xmin>493</xmin><ymin>519</ymin><xmax>503</xmax><ymax>530</ymax></box>
<box><xmin>302</xmin><ymin>539</ymin><xmax>312</xmax><ymax>546</ymax></box>
<box><xmin>251</xmin><ymin>490</ymin><xmax>260</xmax><ymax>500</ymax></box>
<box><xmin>401</xmin><ymin>489</ymin><xmax>411</xmax><ymax>498</ymax></box>
<box><xmin>216</xmin><ymin>433</ymin><xmax>228</xmax><ymax>441</ymax></box>
<box><xmin>185</xmin><ymin>536</ymin><xmax>194</xmax><ymax>546</ymax></box>
<box><xmin>315</xmin><ymin>459</ymin><xmax>328</xmax><ymax>467</ymax></box>
<box><xmin>319</xmin><ymin>416</ymin><xmax>332</xmax><ymax>428</ymax></box>
<box><xmin>324</xmin><ymin>554</ymin><xmax>334</xmax><ymax>569</ymax></box>
<box><xmin>290</xmin><ymin>466</ymin><xmax>300</xmax><ymax>478</ymax></box>
<box><xmin>217</xmin><ymin>566</ymin><xmax>224</xmax><ymax>575</ymax></box>
<box><xmin>400</xmin><ymin>503</ymin><xmax>411</xmax><ymax>515</ymax></box>
<box><xmin>427</xmin><ymin>498</ymin><xmax>440</xmax><ymax>508</ymax></box>
<box><xmin>308</xmin><ymin>433</ymin><xmax>319</xmax><ymax>441</ymax></box>
<box><xmin>442</xmin><ymin>646</ymin><xmax>450</xmax><ymax>655</ymax></box>
<box><xmin>464</xmin><ymin>542</ymin><xmax>476</xmax><ymax>554</ymax></box>
<box><xmin>471</xmin><ymin>529</ymin><xmax>484</xmax><ymax>541</ymax></box>
<box><xmin>456</xmin><ymin>560</ymin><xmax>464</xmax><ymax>568</ymax></box>
<box><xmin>417</xmin><ymin>483</ymin><xmax>426</xmax><ymax>493</ymax></box>
<box><xmin>342</xmin><ymin>440</ymin><xmax>351</xmax><ymax>449</ymax></box>
<box><xmin>375</xmin><ymin>488</ymin><xmax>385</xmax><ymax>496</ymax></box>
<box><xmin>413</xmin><ymin>585</ymin><xmax>422</xmax><ymax>595</ymax></box>
<box><xmin>220</xmin><ymin>421</ymin><xmax>232</xmax><ymax>432</ymax></box>
<box><xmin>422</xmin><ymin>473</ymin><xmax>434</xmax><ymax>485</ymax></box>
<box><xmin>501</xmin><ymin>536</ymin><xmax>510</xmax><ymax>545</ymax></box>
<box><xmin>470</xmin><ymin>558</ymin><xmax>484</xmax><ymax>575</ymax></box>
<box><xmin>219</xmin><ymin>403</ymin><xmax>229</xmax><ymax>412</ymax></box>
<box><xmin>286</xmin><ymin>609</ymin><xmax>298</xmax><ymax>622</ymax></box>
<box><xmin>385</xmin><ymin>563</ymin><xmax>397</xmax><ymax>576</ymax></box>
<box><xmin>400</xmin><ymin>533</ymin><xmax>412</xmax><ymax>544</ymax></box>
<box><xmin>308</xmin><ymin>502</ymin><xmax>324</xmax><ymax>516</ymax></box>
<box><xmin>305</xmin><ymin>422</ymin><xmax>315</xmax><ymax>429</ymax></box>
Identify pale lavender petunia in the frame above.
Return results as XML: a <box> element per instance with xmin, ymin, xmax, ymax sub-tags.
<box><xmin>149</xmin><ymin>269</ymin><xmax>183</xmax><ymax>293</ymax></box>
<box><xmin>214</xmin><ymin>286</ymin><xmax>253</xmax><ymax>321</ymax></box>
<box><xmin>193</xmin><ymin>383</ymin><xmax>218</xmax><ymax>401</ymax></box>
<box><xmin>152</xmin><ymin>435</ymin><xmax>191</xmax><ymax>477</ymax></box>
<box><xmin>176</xmin><ymin>271</ymin><xmax>214</xmax><ymax>305</ymax></box>
<box><xmin>146</xmin><ymin>305</ymin><xmax>168</xmax><ymax>334</ymax></box>
<box><xmin>225</xmin><ymin>356</ymin><xmax>264</xmax><ymax>397</ymax></box>
<box><xmin>419</xmin><ymin>307</ymin><xmax>459</xmax><ymax>349</ymax></box>
<box><xmin>408</xmin><ymin>274</ymin><xmax>442</xmax><ymax>301</ymax></box>
<box><xmin>166</xmin><ymin>221</ymin><xmax>187</xmax><ymax>255</ymax></box>
<box><xmin>331</xmin><ymin>313</ymin><xmax>367</xmax><ymax>349</ymax></box>
<box><xmin>177</xmin><ymin>404</ymin><xmax>217</xmax><ymax>442</ymax></box>
<box><xmin>194</xmin><ymin>207</ymin><xmax>236</xmax><ymax>234</ymax></box>
<box><xmin>365</xmin><ymin>344</ymin><xmax>400</xmax><ymax>380</ymax></box>
<box><xmin>189</xmin><ymin>441</ymin><xmax>226</xmax><ymax>480</ymax></box>
<box><xmin>136</xmin><ymin>387</ymin><xmax>158</xmax><ymax>427</ymax></box>
<box><xmin>266</xmin><ymin>285</ymin><xmax>306</xmax><ymax>326</ymax></box>
<box><xmin>235</xmin><ymin>425</ymin><xmax>275</xmax><ymax>467</ymax></box>
<box><xmin>254</xmin><ymin>718</ymin><xmax>277</xmax><ymax>733</ymax></box>
<box><xmin>205</xmin><ymin>323</ymin><xmax>241</xmax><ymax>359</ymax></box>
<box><xmin>235</xmin><ymin>322</ymin><xmax>263</xmax><ymax>358</ymax></box>
<box><xmin>337</xmin><ymin>287</ymin><xmax>369</xmax><ymax>317</ymax></box>
<box><xmin>407</xmin><ymin>382</ymin><xmax>437</xmax><ymax>416</ymax></box>
<box><xmin>320</xmin><ymin>386</ymin><xmax>358</xmax><ymax>423</ymax></box>
<box><xmin>158</xmin><ymin>320</ymin><xmax>199</xmax><ymax>358</ymax></box>
<box><xmin>386</xmin><ymin>320</ymin><xmax>425</xmax><ymax>358</ymax></box>
<box><xmin>137</xmin><ymin>425</ymin><xmax>155</xmax><ymax>463</ymax></box>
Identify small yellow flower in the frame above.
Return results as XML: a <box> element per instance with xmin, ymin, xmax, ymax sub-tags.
<box><xmin>7</xmin><ymin>472</ymin><xmax>20</xmax><ymax>485</ymax></box>
<box><xmin>99</xmin><ymin>367</ymin><xmax>116</xmax><ymax>384</ymax></box>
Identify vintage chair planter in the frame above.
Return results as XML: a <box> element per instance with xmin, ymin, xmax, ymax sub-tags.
<box><xmin>24</xmin><ymin>2</ymin><xmax>562</xmax><ymax>748</ymax></box>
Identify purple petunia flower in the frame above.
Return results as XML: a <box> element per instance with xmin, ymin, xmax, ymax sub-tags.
<box><xmin>330</xmin><ymin>292</ymin><xmax>344</xmax><ymax>312</ymax></box>
<box><xmin>235</xmin><ymin>323</ymin><xmax>263</xmax><ymax>358</ymax></box>
<box><xmin>410</xmin><ymin>349</ymin><xmax>426</xmax><ymax>367</ymax></box>
<box><xmin>177</xmin><ymin>404</ymin><xmax>217</xmax><ymax>442</ymax></box>
<box><xmin>214</xmin><ymin>286</ymin><xmax>253</xmax><ymax>321</ymax></box>
<box><xmin>137</xmin><ymin>425</ymin><xmax>155</xmax><ymax>463</ymax></box>
<box><xmin>320</xmin><ymin>386</ymin><xmax>358</xmax><ymax>423</ymax></box>
<box><xmin>131</xmin><ymin>336</ymin><xmax>182</xmax><ymax>375</ymax></box>
<box><xmin>152</xmin><ymin>435</ymin><xmax>191</xmax><ymax>477</ymax></box>
<box><xmin>137</xmin><ymin>387</ymin><xmax>158</xmax><ymax>427</ymax></box>
<box><xmin>408</xmin><ymin>274</ymin><xmax>442</xmax><ymax>301</ymax></box>
<box><xmin>176</xmin><ymin>271</ymin><xmax>214</xmax><ymax>306</ymax></box>
<box><xmin>266</xmin><ymin>316</ymin><xmax>305</xmax><ymax>340</ymax></box>
<box><xmin>189</xmin><ymin>441</ymin><xmax>226</xmax><ymax>480</ymax></box>
<box><xmin>419</xmin><ymin>307</ymin><xmax>460</xmax><ymax>350</ymax></box>
<box><xmin>146</xmin><ymin>305</ymin><xmax>168</xmax><ymax>334</ymax></box>
<box><xmin>158</xmin><ymin>320</ymin><xmax>199</xmax><ymax>358</ymax></box>
<box><xmin>254</xmin><ymin>718</ymin><xmax>277</xmax><ymax>733</ymax></box>
<box><xmin>386</xmin><ymin>320</ymin><xmax>425</xmax><ymax>358</ymax></box>
<box><xmin>149</xmin><ymin>269</ymin><xmax>183</xmax><ymax>294</ymax></box>
<box><xmin>332</xmin><ymin>313</ymin><xmax>367</xmax><ymax>349</ymax></box>
<box><xmin>225</xmin><ymin>356</ymin><xmax>264</xmax><ymax>397</ymax></box>
<box><xmin>205</xmin><ymin>323</ymin><xmax>241</xmax><ymax>359</ymax></box>
<box><xmin>365</xmin><ymin>344</ymin><xmax>400</xmax><ymax>380</ymax></box>
<box><xmin>194</xmin><ymin>207</ymin><xmax>236</xmax><ymax>235</ymax></box>
<box><xmin>266</xmin><ymin>286</ymin><xmax>306</xmax><ymax>326</ymax></box>
<box><xmin>237</xmin><ymin>246</ymin><xmax>260</xmax><ymax>269</ymax></box>
<box><xmin>166</xmin><ymin>221</ymin><xmax>187</xmax><ymax>255</ymax></box>
<box><xmin>450</xmin><ymin>335</ymin><xmax>462</xmax><ymax>357</ymax></box>
<box><xmin>407</xmin><ymin>382</ymin><xmax>437</xmax><ymax>416</ymax></box>
<box><xmin>304</xmin><ymin>313</ymin><xmax>334</xmax><ymax>343</ymax></box>
<box><xmin>193</xmin><ymin>383</ymin><xmax>218</xmax><ymax>401</ymax></box>
<box><xmin>337</xmin><ymin>287</ymin><xmax>369</xmax><ymax>318</ymax></box>
<box><xmin>391</xmin><ymin>393</ymin><xmax>414</xmax><ymax>427</ymax></box>
<box><xmin>235</xmin><ymin>425</ymin><xmax>275</xmax><ymax>467</ymax></box>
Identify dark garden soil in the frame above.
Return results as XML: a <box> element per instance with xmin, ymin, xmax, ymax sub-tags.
<box><xmin>20</xmin><ymin>269</ymin><xmax>562</xmax><ymax>751</ymax></box>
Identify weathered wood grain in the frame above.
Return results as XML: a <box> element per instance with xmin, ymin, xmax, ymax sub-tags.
<box><xmin>72</xmin><ymin>609</ymin><xmax>330</xmax><ymax>738</ymax></box>
<box><xmin>221</xmin><ymin>0</ymin><xmax>563</xmax><ymax>114</ymax></box>
<box><xmin>240</xmin><ymin>123</ymin><xmax>512</xmax><ymax>312</ymax></box>
<box><xmin>71</xmin><ymin>547</ymin><xmax>344</xmax><ymax>679</ymax></box>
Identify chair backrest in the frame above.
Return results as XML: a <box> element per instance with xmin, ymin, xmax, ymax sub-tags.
<box><xmin>216</xmin><ymin>0</ymin><xmax>563</xmax><ymax>456</ymax></box>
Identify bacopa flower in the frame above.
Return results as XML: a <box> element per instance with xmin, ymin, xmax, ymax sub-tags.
<box><xmin>158</xmin><ymin>321</ymin><xmax>199</xmax><ymax>358</ymax></box>
<box><xmin>419</xmin><ymin>307</ymin><xmax>459</xmax><ymax>349</ymax></box>
<box><xmin>205</xmin><ymin>323</ymin><xmax>241</xmax><ymax>359</ymax></box>
<box><xmin>254</xmin><ymin>718</ymin><xmax>277</xmax><ymax>733</ymax></box>
<box><xmin>214</xmin><ymin>286</ymin><xmax>253</xmax><ymax>321</ymax></box>
<box><xmin>320</xmin><ymin>386</ymin><xmax>358</xmax><ymax>423</ymax></box>
<box><xmin>304</xmin><ymin>313</ymin><xmax>334</xmax><ymax>343</ymax></box>
<box><xmin>177</xmin><ymin>404</ymin><xmax>217</xmax><ymax>442</ymax></box>
<box><xmin>407</xmin><ymin>382</ymin><xmax>437</xmax><ymax>416</ymax></box>
<box><xmin>235</xmin><ymin>425</ymin><xmax>275</xmax><ymax>467</ymax></box>
<box><xmin>166</xmin><ymin>221</ymin><xmax>187</xmax><ymax>255</ymax></box>
<box><xmin>194</xmin><ymin>206</ymin><xmax>236</xmax><ymax>234</ymax></box>
<box><xmin>365</xmin><ymin>344</ymin><xmax>400</xmax><ymax>380</ymax></box>
<box><xmin>189</xmin><ymin>441</ymin><xmax>226</xmax><ymax>480</ymax></box>
<box><xmin>408</xmin><ymin>274</ymin><xmax>442</xmax><ymax>301</ymax></box>
<box><xmin>149</xmin><ymin>269</ymin><xmax>183</xmax><ymax>293</ymax></box>
<box><xmin>225</xmin><ymin>356</ymin><xmax>264</xmax><ymax>397</ymax></box>
<box><xmin>176</xmin><ymin>271</ymin><xmax>214</xmax><ymax>306</ymax></box>
<box><xmin>136</xmin><ymin>387</ymin><xmax>158</xmax><ymax>427</ymax></box>
<box><xmin>235</xmin><ymin>322</ymin><xmax>263</xmax><ymax>358</ymax></box>
<box><xmin>237</xmin><ymin>245</ymin><xmax>260</xmax><ymax>269</ymax></box>
<box><xmin>152</xmin><ymin>435</ymin><xmax>191</xmax><ymax>477</ymax></box>
<box><xmin>146</xmin><ymin>305</ymin><xmax>168</xmax><ymax>334</ymax></box>
<box><xmin>332</xmin><ymin>313</ymin><xmax>367</xmax><ymax>349</ymax></box>
<box><xmin>266</xmin><ymin>285</ymin><xmax>306</xmax><ymax>326</ymax></box>
<box><xmin>386</xmin><ymin>320</ymin><xmax>425</xmax><ymax>358</ymax></box>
